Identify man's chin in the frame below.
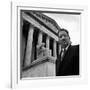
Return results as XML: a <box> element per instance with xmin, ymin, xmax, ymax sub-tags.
<box><xmin>61</xmin><ymin>44</ymin><xmax>67</xmax><ymax>48</ymax></box>
<box><xmin>61</xmin><ymin>44</ymin><xmax>65</xmax><ymax>48</ymax></box>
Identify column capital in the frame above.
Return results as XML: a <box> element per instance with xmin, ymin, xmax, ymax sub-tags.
<box><xmin>53</xmin><ymin>39</ymin><xmax>56</xmax><ymax>42</ymax></box>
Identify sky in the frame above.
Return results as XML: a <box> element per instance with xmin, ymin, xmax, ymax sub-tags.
<box><xmin>43</xmin><ymin>13</ymin><xmax>80</xmax><ymax>45</ymax></box>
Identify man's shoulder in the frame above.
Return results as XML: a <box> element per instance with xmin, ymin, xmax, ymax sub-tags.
<box><xmin>71</xmin><ymin>44</ymin><xmax>79</xmax><ymax>48</ymax></box>
<box><xmin>70</xmin><ymin>44</ymin><xmax>79</xmax><ymax>52</ymax></box>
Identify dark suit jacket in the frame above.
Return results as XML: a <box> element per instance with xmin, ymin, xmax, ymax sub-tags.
<box><xmin>56</xmin><ymin>45</ymin><xmax>79</xmax><ymax>76</ymax></box>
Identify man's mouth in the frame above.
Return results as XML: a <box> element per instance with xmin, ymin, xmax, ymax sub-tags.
<box><xmin>63</xmin><ymin>40</ymin><xmax>66</xmax><ymax>44</ymax></box>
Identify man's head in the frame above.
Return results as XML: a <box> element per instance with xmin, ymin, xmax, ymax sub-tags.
<box><xmin>58</xmin><ymin>28</ymin><xmax>71</xmax><ymax>48</ymax></box>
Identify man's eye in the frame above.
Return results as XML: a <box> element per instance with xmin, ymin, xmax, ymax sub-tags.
<box><xmin>60</xmin><ymin>35</ymin><xmax>65</xmax><ymax>38</ymax></box>
<box><xmin>59</xmin><ymin>35</ymin><xmax>68</xmax><ymax>39</ymax></box>
<box><xmin>59</xmin><ymin>36</ymin><xmax>63</xmax><ymax>38</ymax></box>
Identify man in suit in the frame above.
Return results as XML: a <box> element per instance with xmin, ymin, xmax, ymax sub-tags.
<box><xmin>56</xmin><ymin>28</ymin><xmax>79</xmax><ymax>76</ymax></box>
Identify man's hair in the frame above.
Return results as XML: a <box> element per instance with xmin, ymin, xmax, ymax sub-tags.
<box><xmin>58</xmin><ymin>28</ymin><xmax>69</xmax><ymax>37</ymax></box>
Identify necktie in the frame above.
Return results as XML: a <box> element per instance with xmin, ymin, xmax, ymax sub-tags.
<box><xmin>60</xmin><ymin>49</ymin><xmax>65</xmax><ymax>61</ymax></box>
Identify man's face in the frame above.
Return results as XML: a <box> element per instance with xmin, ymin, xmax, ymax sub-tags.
<box><xmin>58</xmin><ymin>31</ymin><xmax>70</xmax><ymax>48</ymax></box>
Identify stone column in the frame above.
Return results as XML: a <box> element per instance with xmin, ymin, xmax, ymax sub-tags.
<box><xmin>36</xmin><ymin>31</ymin><xmax>44</xmax><ymax>58</ymax></box>
<box><xmin>45</xmin><ymin>35</ymin><xmax>51</xmax><ymax>56</ymax></box>
<box><xmin>24</xmin><ymin>24</ymin><xmax>34</xmax><ymax>68</ymax></box>
<box><xmin>53</xmin><ymin>40</ymin><xmax>57</xmax><ymax>58</ymax></box>
<box><xmin>58</xmin><ymin>44</ymin><xmax>61</xmax><ymax>55</ymax></box>
<box><xmin>38</xmin><ymin>31</ymin><xmax>43</xmax><ymax>44</ymax></box>
<box><xmin>46</xmin><ymin>35</ymin><xmax>50</xmax><ymax>49</ymax></box>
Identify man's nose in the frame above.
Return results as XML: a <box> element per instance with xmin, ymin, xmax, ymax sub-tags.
<box><xmin>61</xmin><ymin>36</ymin><xmax>65</xmax><ymax>40</ymax></box>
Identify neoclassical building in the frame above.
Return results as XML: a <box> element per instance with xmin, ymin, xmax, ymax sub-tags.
<box><xmin>21</xmin><ymin>10</ymin><xmax>61</xmax><ymax>78</ymax></box>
